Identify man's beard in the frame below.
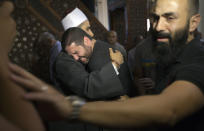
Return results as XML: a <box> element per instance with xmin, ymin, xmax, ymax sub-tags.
<box><xmin>79</xmin><ymin>45</ymin><xmax>92</xmax><ymax>65</ymax></box>
<box><xmin>152</xmin><ymin>22</ymin><xmax>189</xmax><ymax>68</ymax></box>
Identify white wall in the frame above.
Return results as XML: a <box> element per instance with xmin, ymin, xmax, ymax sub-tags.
<box><xmin>95</xmin><ymin>0</ymin><xmax>109</xmax><ymax>30</ymax></box>
<box><xmin>198</xmin><ymin>0</ymin><xmax>204</xmax><ymax>36</ymax></box>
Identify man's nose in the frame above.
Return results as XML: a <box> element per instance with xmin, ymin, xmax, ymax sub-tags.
<box><xmin>155</xmin><ymin>18</ymin><xmax>166</xmax><ymax>32</ymax></box>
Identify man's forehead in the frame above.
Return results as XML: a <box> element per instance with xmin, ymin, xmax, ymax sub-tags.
<box><xmin>67</xmin><ymin>42</ymin><xmax>78</xmax><ymax>50</ymax></box>
<box><xmin>153</xmin><ymin>0</ymin><xmax>187</xmax><ymax>15</ymax></box>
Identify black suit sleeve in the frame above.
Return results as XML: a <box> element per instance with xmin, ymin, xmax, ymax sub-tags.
<box><xmin>55</xmin><ymin>55</ymin><xmax>124</xmax><ymax>100</ymax></box>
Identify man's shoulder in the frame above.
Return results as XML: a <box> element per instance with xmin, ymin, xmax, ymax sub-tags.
<box><xmin>56</xmin><ymin>51</ymin><xmax>74</xmax><ymax>63</ymax></box>
<box><xmin>170</xmin><ymin>45</ymin><xmax>204</xmax><ymax>93</ymax></box>
<box><xmin>179</xmin><ymin>38</ymin><xmax>204</xmax><ymax>64</ymax></box>
<box><xmin>94</xmin><ymin>40</ymin><xmax>110</xmax><ymax>53</ymax></box>
<box><xmin>55</xmin><ymin>51</ymin><xmax>84</xmax><ymax>70</ymax></box>
<box><xmin>96</xmin><ymin>40</ymin><xmax>110</xmax><ymax>47</ymax></box>
<box><xmin>56</xmin><ymin>51</ymin><xmax>67</xmax><ymax>58</ymax></box>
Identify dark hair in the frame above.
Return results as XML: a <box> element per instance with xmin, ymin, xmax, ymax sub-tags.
<box><xmin>188</xmin><ymin>0</ymin><xmax>199</xmax><ymax>17</ymax></box>
<box><xmin>61</xmin><ymin>27</ymin><xmax>92</xmax><ymax>50</ymax></box>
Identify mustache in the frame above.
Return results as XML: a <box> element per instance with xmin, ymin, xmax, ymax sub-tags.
<box><xmin>151</xmin><ymin>29</ymin><xmax>171</xmax><ymax>39</ymax></box>
<box><xmin>155</xmin><ymin>31</ymin><xmax>171</xmax><ymax>39</ymax></box>
<box><xmin>152</xmin><ymin>31</ymin><xmax>171</xmax><ymax>47</ymax></box>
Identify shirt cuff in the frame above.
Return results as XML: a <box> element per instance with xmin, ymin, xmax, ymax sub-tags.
<box><xmin>112</xmin><ymin>62</ymin><xmax>119</xmax><ymax>75</ymax></box>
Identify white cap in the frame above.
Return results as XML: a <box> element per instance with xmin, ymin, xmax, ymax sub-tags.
<box><xmin>61</xmin><ymin>8</ymin><xmax>88</xmax><ymax>30</ymax></box>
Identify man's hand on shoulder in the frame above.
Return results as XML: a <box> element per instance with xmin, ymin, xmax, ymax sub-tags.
<box><xmin>109</xmin><ymin>48</ymin><xmax>124</xmax><ymax>69</ymax></box>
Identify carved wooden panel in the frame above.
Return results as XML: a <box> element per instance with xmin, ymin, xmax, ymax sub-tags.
<box><xmin>50</xmin><ymin>0</ymin><xmax>79</xmax><ymax>18</ymax></box>
<box><xmin>9</xmin><ymin>5</ymin><xmax>52</xmax><ymax>82</ymax></box>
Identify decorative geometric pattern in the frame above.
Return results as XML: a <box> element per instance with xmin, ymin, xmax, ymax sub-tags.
<box><xmin>50</xmin><ymin>0</ymin><xmax>79</xmax><ymax>18</ymax></box>
<box><xmin>9</xmin><ymin>7</ymin><xmax>52</xmax><ymax>83</ymax></box>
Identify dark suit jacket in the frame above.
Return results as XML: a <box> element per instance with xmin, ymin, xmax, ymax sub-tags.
<box><xmin>52</xmin><ymin>40</ymin><xmax>135</xmax><ymax>131</ymax></box>
<box><xmin>87</xmin><ymin>40</ymin><xmax>135</xmax><ymax>97</ymax></box>
<box><xmin>54</xmin><ymin>46</ymin><xmax>125</xmax><ymax>100</ymax></box>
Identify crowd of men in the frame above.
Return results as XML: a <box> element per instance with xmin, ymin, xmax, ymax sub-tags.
<box><xmin>1</xmin><ymin>0</ymin><xmax>204</xmax><ymax>131</ymax></box>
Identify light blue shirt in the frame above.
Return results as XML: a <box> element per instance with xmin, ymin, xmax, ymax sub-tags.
<box><xmin>49</xmin><ymin>41</ymin><xmax>62</xmax><ymax>82</ymax></box>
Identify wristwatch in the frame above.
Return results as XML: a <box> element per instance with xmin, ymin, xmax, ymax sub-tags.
<box><xmin>66</xmin><ymin>96</ymin><xmax>86</xmax><ymax>120</ymax></box>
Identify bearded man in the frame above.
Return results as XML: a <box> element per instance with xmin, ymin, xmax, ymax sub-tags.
<box><xmin>10</xmin><ymin>0</ymin><xmax>204</xmax><ymax>131</ymax></box>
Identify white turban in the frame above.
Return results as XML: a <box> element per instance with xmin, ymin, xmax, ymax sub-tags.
<box><xmin>61</xmin><ymin>8</ymin><xmax>88</xmax><ymax>30</ymax></box>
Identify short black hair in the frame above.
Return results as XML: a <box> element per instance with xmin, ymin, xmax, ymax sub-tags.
<box><xmin>61</xmin><ymin>27</ymin><xmax>92</xmax><ymax>50</ymax></box>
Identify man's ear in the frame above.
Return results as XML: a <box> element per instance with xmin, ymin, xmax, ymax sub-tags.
<box><xmin>189</xmin><ymin>14</ymin><xmax>201</xmax><ymax>33</ymax></box>
<box><xmin>83</xmin><ymin>36</ymin><xmax>91</xmax><ymax>46</ymax></box>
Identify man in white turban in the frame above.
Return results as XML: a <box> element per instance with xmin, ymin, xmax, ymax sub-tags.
<box><xmin>61</xmin><ymin>8</ymin><xmax>94</xmax><ymax>37</ymax></box>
